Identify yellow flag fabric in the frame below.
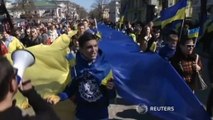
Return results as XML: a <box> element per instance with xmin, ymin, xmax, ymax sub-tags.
<box><xmin>119</xmin><ymin>16</ymin><xmax>124</xmax><ymax>29</ymax></box>
<box><xmin>68</xmin><ymin>30</ymin><xmax>77</xmax><ymax>38</ymax></box>
<box><xmin>7</xmin><ymin>37</ymin><xmax>24</xmax><ymax>54</ymax></box>
<box><xmin>161</xmin><ymin>8</ymin><xmax>186</xmax><ymax>28</ymax></box>
<box><xmin>6</xmin><ymin>34</ymin><xmax>72</xmax><ymax>108</ymax></box>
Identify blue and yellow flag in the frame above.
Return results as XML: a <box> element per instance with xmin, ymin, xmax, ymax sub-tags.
<box><xmin>99</xmin><ymin>24</ymin><xmax>210</xmax><ymax>120</ymax></box>
<box><xmin>160</xmin><ymin>0</ymin><xmax>187</xmax><ymax>28</ymax></box>
<box><xmin>188</xmin><ymin>27</ymin><xmax>200</xmax><ymax>38</ymax></box>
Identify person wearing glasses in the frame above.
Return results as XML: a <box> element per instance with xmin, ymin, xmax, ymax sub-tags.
<box><xmin>170</xmin><ymin>38</ymin><xmax>202</xmax><ymax>90</ymax></box>
<box><xmin>0</xmin><ymin>56</ymin><xmax>60</xmax><ymax>120</ymax></box>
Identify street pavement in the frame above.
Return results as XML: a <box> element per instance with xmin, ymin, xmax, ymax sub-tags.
<box><xmin>50</xmin><ymin>97</ymin><xmax>162</xmax><ymax>120</ymax></box>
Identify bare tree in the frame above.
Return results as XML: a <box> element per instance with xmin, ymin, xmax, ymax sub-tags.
<box><xmin>89</xmin><ymin>0</ymin><xmax>110</xmax><ymax>19</ymax></box>
<box><xmin>78</xmin><ymin>8</ymin><xmax>88</xmax><ymax>19</ymax></box>
<box><xmin>14</xmin><ymin>0</ymin><xmax>35</xmax><ymax>15</ymax></box>
<box><xmin>74</xmin><ymin>3</ymin><xmax>88</xmax><ymax>19</ymax></box>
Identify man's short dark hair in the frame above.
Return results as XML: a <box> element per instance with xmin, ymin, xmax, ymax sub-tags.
<box><xmin>83</xmin><ymin>19</ymin><xmax>89</xmax><ymax>23</ymax></box>
<box><xmin>167</xmin><ymin>33</ymin><xmax>179</xmax><ymax>42</ymax></box>
<box><xmin>78</xmin><ymin>32</ymin><xmax>97</xmax><ymax>48</ymax></box>
<box><xmin>0</xmin><ymin>56</ymin><xmax>14</xmax><ymax>101</ymax></box>
<box><xmin>77</xmin><ymin>23</ymin><xmax>84</xmax><ymax>28</ymax></box>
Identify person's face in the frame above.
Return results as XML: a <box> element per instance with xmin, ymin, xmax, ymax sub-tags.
<box><xmin>168</xmin><ymin>40</ymin><xmax>178</xmax><ymax>50</ymax></box>
<box><xmin>180</xmin><ymin>39</ymin><xmax>195</xmax><ymax>55</ymax></box>
<box><xmin>154</xmin><ymin>32</ymin><xmax>160</xmax><ymax>38</ymax></box>
<box><xmin>78</xmin><ymin>26</ymin><xmax>85</xmax><ymax>35</ymax></box>
<box><xmin>31</xmin><ymin>29</ymin><xmax>38</xmax><ymax>37</ymax></box>
<box><xmin>73</xmin><ymin>39</ymin><xmax>79</xmax><ymax>47</ymax></box>
<box><xmin>145</xmin><ymin>27</ymin><xmax>151</xmax><ymax>35</ymax></box>
<box><xmin>2</xmin><ymin>31</ymin><xmax>9</xmax><ymax>39</ymax></box>
<box><xmin>80</xmin><ymin>39</ymin><xmax>98</xmax><ymax>61</ymax></box>
<box><xmin>83</xmin><ymin>21</ymin><xmax>89</xmax><ymax>28</ymax></box>
<box><xmin>15</xmin><ymin>31</ymin><xmax>21</xmax><ymax>37</ymax></box>
<box><xmin>26</xmin><ymin>29</ymin><xmax>31</xmax><ymax>35</ymax></box>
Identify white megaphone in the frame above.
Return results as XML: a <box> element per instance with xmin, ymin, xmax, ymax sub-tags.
<box><xmin>11</xmin><ymin>49</ymin><xmax>35</xmax><ymax>84</ymax></box>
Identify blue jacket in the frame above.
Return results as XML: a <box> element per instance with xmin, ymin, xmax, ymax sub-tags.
<box><xmin>158</xmin><ymin>44</ymin><xmax>176</xmax><ymax>60</ymax></box>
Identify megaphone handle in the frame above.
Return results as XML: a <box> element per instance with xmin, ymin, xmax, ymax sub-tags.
<box><xmin>16</xmin><ymin>75</ymin><xmax>22</xmax><ymax>85</ymax></box>
<box><xmin>16</xmin><ymin>75</ymin><xmax>23</xmax><ymax>89</ymax></box>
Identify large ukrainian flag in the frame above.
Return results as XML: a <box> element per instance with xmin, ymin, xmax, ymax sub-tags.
<box><xmin>161</xmin><ymin>0</ymin><xmax>187</xmax><ymax>28</ymax></box>
<box><xmin>6</xmin><ymin>34</ymin><xmax>72</xmax><ymax>108</ymax></box>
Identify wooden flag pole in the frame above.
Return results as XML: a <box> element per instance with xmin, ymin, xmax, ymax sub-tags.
<box><xmin>178</xmin><ymin>18</ymin><xmax>185</xmax><ymax>40</ymax></box>
<box><xmin>178</xmin><ymin>11</ymin><xmax>186</xmax><ymax>41</ymax></box>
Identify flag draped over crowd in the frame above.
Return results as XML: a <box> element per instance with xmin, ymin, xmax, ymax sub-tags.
<box><xmin>6</xmin><ymin>34</ymin><xmax>71</xmax><ymax>108</ymax></box>
<box><xmin>160</xmin><ymin>0</ymin><xmax>187</xmax><ymax>28</ymax></box>
<box><xmin>98</xmin><ymin>24</ymin><xmax>210</xmax><ymax>120</ymax></box>
<box><xmin>6</xmin><ymin>24</ymin><xmax>210</xmax><ymax>119</ymax></box>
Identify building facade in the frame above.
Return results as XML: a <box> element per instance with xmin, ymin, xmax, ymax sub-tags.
<box><xmin>192</xmin><ymin>0</ymin><xmax>213</xmax><ymax>19</ymax></box>
<box><xmin>120</xmin><ymin>0</ymin><xmax>161</xmax><ymax>23</ymax></box>
<box><xmin>108</xmin><ymin>0</ymin><xmax>120</xmax><ymax>22</ymax></box>
<box><xmin>119</xmin><ymin>0</ymin><xmax>198</xmax><ymax>24</ymax></box>
<box><xmin>6</xmin><ymin>0</ymin><xmax>79</xmax><ymax>21</ymax></box>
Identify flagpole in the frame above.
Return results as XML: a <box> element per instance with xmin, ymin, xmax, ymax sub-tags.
<box><xmin>178</xmin><ymin>14</ymin><xmax>186</xmax><ymax>40</ymax></box>
<box><xmin>94</xmin><ymin>18</ymin><xmax>98</xmax><ymax>31</ymax></box>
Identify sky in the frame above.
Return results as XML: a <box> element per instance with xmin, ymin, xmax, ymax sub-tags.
<box><xmin>72</xmin><ymin>0</ymin><xmax>96</xmax><ymax>12</ymax></box>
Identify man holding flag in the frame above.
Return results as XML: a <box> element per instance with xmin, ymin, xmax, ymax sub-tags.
<box><xmin>47</xmin><ymin>32</ymin><xmax>116</xmax><ymax>120</ymax></box>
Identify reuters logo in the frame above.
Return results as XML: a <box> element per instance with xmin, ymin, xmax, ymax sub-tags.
<box><xmin>136</xmin><ymin>104</ymin><xmax>175</xmax><ymax>114</ymax></box>
<box><xmin>136</xmin><ymin>104</ymin><xmax>148</xmax><ymax>114</ymax></box>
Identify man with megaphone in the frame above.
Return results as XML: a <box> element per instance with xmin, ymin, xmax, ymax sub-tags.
<box><xmin>0</xmin><ymin>56</ymin><xmax>60</xmax><ymax>120</ymax></box>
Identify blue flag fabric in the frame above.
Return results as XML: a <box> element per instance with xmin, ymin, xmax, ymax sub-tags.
<box><xmin>160</xmin><ymin>0</ymin><xmax>187</xmax><ymax>28</ymax></box>
<box><xmin>98</xmin><ymin>25</ymin><xmax>210</xmax><ymax>120</ymax></box>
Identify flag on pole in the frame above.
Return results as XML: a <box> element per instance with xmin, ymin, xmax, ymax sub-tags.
<box><xmin>188</xmin><ymin>27</ymin><xmax>200</xmax><ymax>38</ymax></box>
<box><xmin>161</xmin><ymin>0</ymin><xmax>187</xmax><ymax>28</ymax></box>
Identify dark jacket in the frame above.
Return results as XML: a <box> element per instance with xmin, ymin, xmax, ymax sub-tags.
<box><xmin>158</xmin><ymin>44</ymin><xmax>176</xmax><ymax>60</ymax></box>
<box><xmin>59</xmin><ymin>50</ymin><xmax>116</xmax><ymax>120</ymax></box>
<box><xmin>170</xmin><ymin>49</ymin><xmax>202</xmax><ymax>90</ymax></box>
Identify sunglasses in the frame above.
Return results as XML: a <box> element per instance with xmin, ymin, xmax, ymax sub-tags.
<box><xmin>186</xmin><ymin>44</ymin><xmax>195</xmax><ymax>48</ymax></box>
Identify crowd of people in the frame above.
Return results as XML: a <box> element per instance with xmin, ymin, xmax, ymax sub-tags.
<box><xmin>0</xmin><ymin>16</ymin><xmax>213</xmax><ymax>119</ymax></box>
